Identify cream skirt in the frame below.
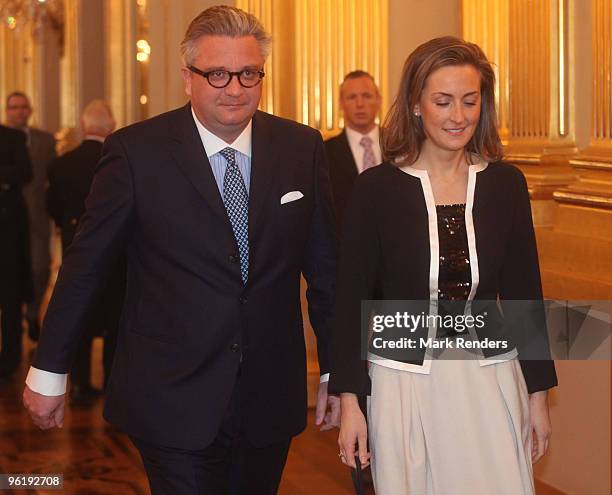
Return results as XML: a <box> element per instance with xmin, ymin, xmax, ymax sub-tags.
<box><xmin>367</xmin><ymin>357</ymin><xmax>534</xmax><ymax>495</ymax></box>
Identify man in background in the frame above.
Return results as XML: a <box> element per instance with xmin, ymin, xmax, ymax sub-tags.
<box><xmin>325</xmin><ymin>71</ymin><xmax>382</xmax><ymax>230</ymax></box>
<box><xmin>0</xmin><ymin>124</ymin><xmax>32</xmax><ymax>379</ymax></box>
<box><xmin>46</xmin><ymin>100</ymin><xmax>123</xmax><ymax>398</ymax></box>
<box><xmin>5</xmin><ymin>91</ymin><xmax>56</xmax><ymax>340</ymax></box>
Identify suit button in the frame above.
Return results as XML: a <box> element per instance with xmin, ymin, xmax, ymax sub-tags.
<box><xmin>230</xmin><ymin>343</ymin><xmax>240</xmax><ymax>352</ymax></box>
<box><xmin>229</xmin><ymin>253</ymin><xmax>239</xmax><ymax>263</ymax></box>
<box><xmin>239</xmin><ymin>296</ymin><xmax>248</xmax><ymax>304</ymax></box>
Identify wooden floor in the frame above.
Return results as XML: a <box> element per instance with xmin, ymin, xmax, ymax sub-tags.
<box><xmin>1</xmin><ymin>336</ymin><xmax>560</xmax><ymax>495</ymax></box>
<box><xmin>0</xmin><ymin>336</ymin><xmax>370</xmax><ymax>495</ymax></box>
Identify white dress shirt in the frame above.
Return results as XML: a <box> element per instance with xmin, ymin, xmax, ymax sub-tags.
<box><xmin>345</xmin><ymin>125</ymin><xmax>382</xmax><ymax>174</ymax></box>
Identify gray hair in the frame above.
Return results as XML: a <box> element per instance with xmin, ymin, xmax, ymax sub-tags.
<box><xmin>81</xmin><ymin>100</ymin><xmax>115</xmax><ymax>136</ymax></box>
<box><xmin>180</xmin><ymin>6</ymin><xmax>272</xmax><ymax>66</ymax></box>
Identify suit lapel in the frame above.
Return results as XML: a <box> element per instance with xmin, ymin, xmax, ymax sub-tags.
<box><xmin>338</xmin><ymin>130</ymin><xmax>359</xmax><ymax>179</ymax></box>
<box><xmin>248</xmin><ymin>111</ymin><xmax>280</xmax><ymax>244</ymax></box>
<box><xmin>169</xmin><ymin>104</ymin><xmax>230</xmax><ymax>224</ymax></box>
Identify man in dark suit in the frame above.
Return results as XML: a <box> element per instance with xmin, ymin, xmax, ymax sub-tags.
<box><xmin>0</xmin><ymin>124</ymin><xmax>32</xmax><ymax>379</ymax></box>
<box><xmin>46</xmin><ymin>100</ymin><xmax>122</xmax><ymax>398</ymax></box>
<box><xmin>23</xmin><ymin>6</ymin><xmax>338</xmax><ymax>494</ymax></box>
<box><xmin>5</xmin><ymin>92</ymin><xmax>56</xmax><ymax>340</ymax></box>
<box><xmin>325</xmin><ymin>71</ymin><xmax>382</xmax><ymax>230</ymax></box>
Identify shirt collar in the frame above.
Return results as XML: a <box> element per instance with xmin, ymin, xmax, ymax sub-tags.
<box><xmin>191</xmin><ymin>106</ymin><xmax>252</xmax><ymax>158</ymax></box>
<box><xmin>84</xmin><ymin>134</ymin><xmax>106</xmax><ymax>143</ymax></box>
<box><xmin>345</xmin><ymin>125</ymin><xmax>379</xmax><ymax>148</ymax></box>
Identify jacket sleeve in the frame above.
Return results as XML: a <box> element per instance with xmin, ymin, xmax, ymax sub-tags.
<box><xmin>33</xmin><ymin>132</ymin><xmax>134</xmax><ymax>373</ymax></box>
<box><xmin>301</xmin><ymin>132</ymin><xmax>338</xmax><ymax>376</ymax></box>
<box><xmin>328</xmin><ymin>173</ymin><xmax>379</xmax><ymax>395</ymax></box>
<box><xmin>499</xmin><ymin>166</ymin><xmax>558</xmax><ymax>393</ymax></box>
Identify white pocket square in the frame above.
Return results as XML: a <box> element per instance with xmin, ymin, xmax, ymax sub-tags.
<box><xmin>280</xmin><ymin>191</ymin><xmax>304</xmax><ymax>204</ymax></box>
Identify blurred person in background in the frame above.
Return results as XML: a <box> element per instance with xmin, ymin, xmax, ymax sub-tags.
<box><xmin>5</xmin><ymin>91</ymin><xmax>56</xmax><ymax>341</ymax></box>
<box><xmin>325</xmin><ymin>70</ymin><xmax>382</xmax><ymax>231</ymax></box>
<box><xmin>46</xmin><ymin>100</ymin><xmax>124</xmax><ymax>399</ymax></box>
<box><xmin>0</xmin><ymin>124</ymin><xmax>32</xmax><ymax>379</ymax></box>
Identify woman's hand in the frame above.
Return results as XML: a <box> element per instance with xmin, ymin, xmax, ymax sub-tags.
<box><xmin>529</xmin><ymin>390</ymin><xmax>552</xmax><ymax>463</ymax></box>
<box><xmin>338</xmin><ymin>393</ymin><xmax>370</xmax><ymax>469</ymax></box>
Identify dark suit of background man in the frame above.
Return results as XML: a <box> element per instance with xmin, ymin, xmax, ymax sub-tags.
<box><xmin>325</xmin><ymin>71</ymin><xmax>382</xmax><ymax>230</ymax></box>
<box><xmin>23</xmin><ymin>6</ymin><xmax>339</xmax><ymax>494</ymax></box>
<box><xmin>5</xmin><ymin>92</ymin><xmax>56</xmax><ymax>340</ymax></box>
<box><xmin>46</xmin><ymin>100</ymin><xmax>124</xmax><ymax>399</ymax></box>
<box><xmin>0</xmin><ymin>124</ymin><xmax>32</xmax><ymax>379</ymax></box>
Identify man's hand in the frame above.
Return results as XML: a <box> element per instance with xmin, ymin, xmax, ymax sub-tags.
<box><xmin>22</xmin><ymin>385</ymin><xmax>66</xmax><ymax>430</ymax></box>
<box><xmin>529</xmin><ymin>390</ymin><xmax>552</xmax><ymax>463</ymax></box>
<box><xmin>315</xmin><ymin>380</ymin><xmax>341</xmax><ymax>431</ymax></box>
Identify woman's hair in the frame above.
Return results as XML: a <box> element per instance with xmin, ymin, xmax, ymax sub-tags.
<box><xmin>381</xmin><ymin>36</ymin><xmax>503</xmax><ymax>165</ymax></box>
<box><xmin>180</xmin><ymin>6</ymin><xmax>272</xmax><ymax>66</ymax></box>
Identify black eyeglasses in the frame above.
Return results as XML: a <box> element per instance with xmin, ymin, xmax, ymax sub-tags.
<box><xmin>187</xmin><ymin>65</ymin><xmax>265</xmax><ymax>88</ymax></box>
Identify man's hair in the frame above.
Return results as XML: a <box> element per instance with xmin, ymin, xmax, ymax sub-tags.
<box><xmin>81</xmin><ymin>100</ymin><xmax>115</xmax><ymax>136</ymax></box>
<box><xmin>6</xmin><ymin>91</ymin><xmax>31</xmax><ymax>107</ymax></box>
<box><xmin>340</xmin><ymin>70</ymin><xmax>379</xmax><ymax>96</ymax></box>
<box><xmin>381</xmin><ymin>36</ymin><xmax>503</xmax><ymax>165</ymax></box>
<box><xmin>180</xmin><ymin>6</ymin><xmax>272</xmax><ymax>66</ymax></box>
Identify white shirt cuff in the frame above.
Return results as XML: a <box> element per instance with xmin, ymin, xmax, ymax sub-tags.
<box><xmin>25</xmin><ymin>366</ymin><xmax>68</xmax><ymax>396</ymax></box>
<box><xmin>319</xmin><ymin>373</ymin><xmax>330</xmax><ymax>383</ymax></box>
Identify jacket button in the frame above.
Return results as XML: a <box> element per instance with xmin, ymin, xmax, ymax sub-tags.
<box><xmin>230</xmin><ymin>343</ymin><xmax>240</xmax><ymax>352</ymax></box>
<box><xmin>239</xmin><ymin>296</ymin><xmax>247</xmax><ymax>304</ymax></box>
<box><xmin>228</xmin><ymin>253</ymin><xmax>239</xmax><ymax>263</ymax></box>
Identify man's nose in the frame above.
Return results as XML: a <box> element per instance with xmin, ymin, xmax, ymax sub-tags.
<box><xmin>224</xmin><ymin>75</ymin><xmax>244</xmax><ymax>96</ymax></box>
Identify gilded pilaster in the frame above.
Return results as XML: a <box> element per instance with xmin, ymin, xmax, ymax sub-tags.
<box><xmin>105</xmin><ymin>0</ymin><xmax>139</xmax><ymax>128</ymax></box>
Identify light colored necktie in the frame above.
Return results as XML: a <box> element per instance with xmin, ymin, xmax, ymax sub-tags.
<box><xmin>359</xmin><ymin>135</ymin><xmax>377</xmax><ymax>172</ymax></box>
<box><xmin>219</xmin><ymin>147</ymin><xmax>249</xmax><ymax>284</ymax></box>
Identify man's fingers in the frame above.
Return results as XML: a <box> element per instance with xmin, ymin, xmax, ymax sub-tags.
<box><xmin>314</xmin><ymin>396</ymin><xmax>326</xmax><ymax>425</ymax></box>
<box><xmin>53</xmin><ymin>403</ymin><xmax>65</xmax><ymax>428</ymax></box>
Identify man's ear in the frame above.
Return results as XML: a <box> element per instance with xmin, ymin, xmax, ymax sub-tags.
<box><xmin>181</xmin><ymin>68</ymin><xmax>192</xmax><ymax>97</ymax></box>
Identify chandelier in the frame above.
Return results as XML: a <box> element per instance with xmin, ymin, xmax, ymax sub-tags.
<box><xmin>0</xmin><ymin>0</ymin><xmax>64</xmax><ymax>41</ymax></box>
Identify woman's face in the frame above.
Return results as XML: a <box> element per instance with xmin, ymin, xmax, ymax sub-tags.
<box><xmin>415</xmin><ymin>64</ymin><xmax>482</xmax><ymax>154</ymax></box>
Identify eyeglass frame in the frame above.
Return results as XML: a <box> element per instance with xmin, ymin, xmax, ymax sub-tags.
<box><xmin>186</xmin><ymin>65</ymin><xmax>265</xmax><ymax>88</ymax></box>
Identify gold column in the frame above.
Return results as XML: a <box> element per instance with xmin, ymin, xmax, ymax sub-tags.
<box><xmin>105</xmin><ymin>0</ymin><xmax>139</xmax><ymax>128</ymax></box>
<box><xmin>462</xmin><ymin>0</ymin><xmax>577</xmax><ymax>226</ymax></box>
<box><xmin>533</xmin><ymin>0</ymin><xmax>612</xmax><ymax>299</ymax></box>
<box><xmin>0</xmin><ymin>19</ymin><xmax>40</xmax><ymax>126</ymax></box>
<box><xmin>554</xmin><ymin>0</ymin><xmax>612</xmax><ymax>211</ymax></box>
<box><xmin>60</xmin><ymin>0</ymin><xmax>80</xmax><ymax>129</ymax></box>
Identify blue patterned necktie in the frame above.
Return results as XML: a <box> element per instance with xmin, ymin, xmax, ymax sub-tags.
<box><xmin>219</xmin><ymin>147</ymin><xmax>249</xmax><ymax>284</ymax></box>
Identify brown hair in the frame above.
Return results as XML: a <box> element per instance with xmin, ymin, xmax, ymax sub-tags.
<box><xmin>381</xmin><ymin>36</ymin><xmax>503</xmax><ymax>165</ymax></box>
<box><xmin>181</xmin><ymin>6</ymin><xmax>271</xmax><ymax>66</ymax></box>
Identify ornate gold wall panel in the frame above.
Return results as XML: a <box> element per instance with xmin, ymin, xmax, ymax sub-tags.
<box><xmin>238</xmin><ymin>0</ymin><xmax>388</xmax><ymax>136</ymax></box>
<box><xmin>462</xmin><ymin>0</ymin><xmax>578</xmax><ymax>216</ymax></box>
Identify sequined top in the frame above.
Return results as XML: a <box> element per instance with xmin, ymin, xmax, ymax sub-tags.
<box><xmin>436</xmin><ymin>204</ymin><xmax>471</xmax><ymax>301</ymax></box>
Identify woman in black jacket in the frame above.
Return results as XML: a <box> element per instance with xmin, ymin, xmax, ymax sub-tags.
<box><xmin>330</xmin><ymin>37</ymin><xmax>557</xmax><ymax>494</ymax></box>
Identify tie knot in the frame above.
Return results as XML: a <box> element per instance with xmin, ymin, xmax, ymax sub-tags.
<box><xmin>360</xmin><ymin>135</ymin><xmax>373</xmax><ymax>148</ymax></box>
<box><xmin>219</xmin><ymin>147</ymin><xmax>236</xmax><ymax>162</ymax></box>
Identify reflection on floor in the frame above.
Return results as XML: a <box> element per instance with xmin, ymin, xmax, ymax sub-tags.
<box><xmin>0</xmin><ymin>336</ymin><xmax>368</xmax><ymax>495</ymax></box>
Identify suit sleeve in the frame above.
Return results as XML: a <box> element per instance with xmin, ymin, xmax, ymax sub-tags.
<box><xmin>301</xmin><ymin>133</ymin><xmax>338</xmax><ymax>376</ymax></box>
<box><xmin>0</xmin><ymin>130</ymin><xmax>32</xmax><ymax>186</ymax></box>
<box><xmin>328</xmin><ymin>174</ymin><xmax>378</xmax><ymax>396</ymax></box>
<box><xmin>499</xmin><ymin>167</ymin><xmax>558</xmax><ymax>393</ymax></box>
<box><xmin>33</xmin><ymin>132</ymin><xmax>134</xmax><ymax>373</ymax></box>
